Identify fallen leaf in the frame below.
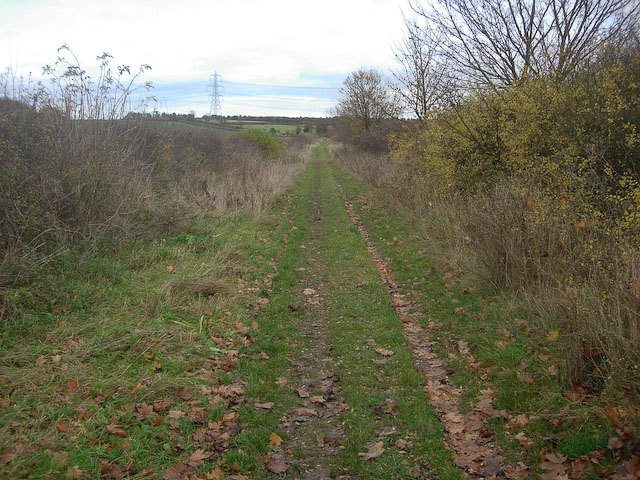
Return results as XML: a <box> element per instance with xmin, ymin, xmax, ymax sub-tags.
<box><xmin>269</xmin><ymin>432</ymin><xmax>283</xmax><ymax>446</ymax></box>
<box><xmin>35</xmin><ymin>356</ymin><xmax>46</xmax><ymax>367</ymax></box>
<box><xmin>275</xmin><ymin>377</ymin><xmax>288</xmax><ymax>387</ymax></box>
<box><xmin>177</xmin><ymin>387</ymin><xmax>194</xmax><ymax>401</ymax></box>
<box><xmin>188</xmin><ymin>449</ymin><xmax>211</xmax><ymax>467</ymax></box>
<box><xmin>206</xmin><ymin>468</ymin><xmax>226</xmax><ymax>479</ymax></box>
<box><xmin>359</xmin><ymin>441</ymin><xmax>384</xmax><ymax>460</ymax></box>
<box><xmin>0</xmin><ymin>453</ymin><xmax>16</xmax><ymax>465</ymax></box>
<box><xmin>608</xmin><ymin>437</ymin><xmax>623</xmax><ymax>450</ymax></box>
<box><xmin>51</xmin><ymin>450</ymin><xmax>69</xmax><ymax>466</ymax></box>
<box><xmin>264</xmin><ymin>455</ymin><xmax>288</xmax><ymax>474</ymax></box>
<box><xmin>316</xmin><ymin>433</ymin><xmax>329</xmax><ymax>447</ymax></box>
<box><xmin>547</xmin><ymin>330</ymin><xmax>559</xmax><ymax>342</ymax></box>
<box><xmin>106</xmin><ymin>424</ymin><xmax>127</xmax><ymax>438</ymax></box>
<box><xmin>163</xmin><ymin>462</ymin><xmax>189</xmax><ymax>480</ymax></box>
<box><xmin>167</xmin><ymin>410</ymin><xmax>186</xmax><ymax>420</ymax></box>
<box><xmin>255</xmin><ymin>402</ymin><xmax>274</xmax><ymax>410</ymax></box>
<box><xmin>56</xmin><ymin>421</ymin><xmax>70</xmax><ymax>432</ymax></box>
<box><xmin>604</xmin><ymin>405</ymin><xmax>622</xmax><ymax>428</ymax></box>
<box><xmin>375</xmin><ymin>348</ymin><xmax>395</xmax><ymax>357</ymax></box>
<box><xmin>302</xmin><ymin>288</ymin><xmax>316</xmax><ymax>295</ymax></box>
<box><xmin>188</xmin><ymin>407</ymin><xmax>207</xmax><ymax>424</ymax></box>
<box><xmin>395</xmin><ymin>439</ymin><xmax>411</xmax><ymax>451</ymax></box>
<box><xmin>65</xmin><ymin>379</ymin><xmax>79</xmax><ymax>393</ymax></box>
<box><xmin>297</xmin><ymin>388</ymin><xmax>310</xmax><ymax>398</ymax></box>
<box><xmin>295</xmin><ymin>407</ymin><xmax>317</xmax><ymax>417</ymax></box>
<box><xmin>384</xmin><ymin>398</ymin><xmax>398</xmax><ymax>414</ymax></box>
<box><xmin>66</xmin><ymin>466</ymin><xmax>87</xmax><ymax>479</ymax></box>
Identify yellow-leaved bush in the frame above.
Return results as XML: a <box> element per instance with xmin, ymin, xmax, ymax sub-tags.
<box><xmin>389</xmin><ymin>43</ymin><xmax>640</xmax><ymax>396</ymax></box>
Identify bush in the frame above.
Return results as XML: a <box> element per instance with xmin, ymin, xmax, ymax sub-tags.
<box><xmin>236</xmin><ymin>128</ymin><xmax>285</xmax><ymax>159</ymax></box>
<box><xmin>380</xmin><ymin>39</ymin><xmax>640</xmax><ymax>396</ymax></box>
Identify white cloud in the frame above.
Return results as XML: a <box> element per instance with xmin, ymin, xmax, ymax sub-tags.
<box><xmin>0</xmin><ymin>0</ymin><xmax>409</xmax><ymax>115</ymax></box>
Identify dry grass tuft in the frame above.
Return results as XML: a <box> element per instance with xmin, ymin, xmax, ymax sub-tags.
<box><xmin>171</xmin><ymin>276</ymin><xmax>234</xmax><ymax>297</ymax></box>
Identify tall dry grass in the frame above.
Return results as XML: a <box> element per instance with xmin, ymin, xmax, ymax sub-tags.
<box><xmin>0</xmin><ymin>50</ymin><xmax>307</xmax><ymax>289</ymax></box>
<box><xmin>336</xmin><ymin>146</ymin><xmax>640</xmax><ymax>398</ymax></box>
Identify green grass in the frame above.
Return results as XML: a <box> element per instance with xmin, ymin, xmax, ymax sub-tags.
<box><xmin>243</xmin><ymin>124</ymin><xmax>302</xmax><ymax>134</ymax></box>
<box><xmin>226</xmin><ymin>142</ymin><xmax>461</xmax><ymax>478</ymax></box>
<box><xmin>0</xmin><ymin>204</ymin><xmax>289</xmax><ymax>477</ymax></box>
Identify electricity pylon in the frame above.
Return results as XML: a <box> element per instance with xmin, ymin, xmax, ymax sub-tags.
<box><xmin>208</xmin><ymin>71</ymin><xmax>223</xmax><ymax>120</ymax></box>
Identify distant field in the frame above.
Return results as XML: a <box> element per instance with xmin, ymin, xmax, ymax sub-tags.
<box><xmin>143</xmin><ymin>120</ymin><xmax>236</xmax><ymax>135</ymax></box>
<box><xmin>141</xmin><ymin>119</ymin><xmax>315</xmax><ymax>136</ymax></box>
<box><xmin>246</xmin><ymin>124</ymin><xmax>302</xmax><ymax>134</ymax></box>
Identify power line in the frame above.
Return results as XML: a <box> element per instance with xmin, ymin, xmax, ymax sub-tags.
<box><xmin>221</xmin><ymin>80</ymin><xmax>340</xmax><ymax>91</ymax></box>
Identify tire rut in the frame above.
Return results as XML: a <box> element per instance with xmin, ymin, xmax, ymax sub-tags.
<box><xmin>272</xmin><ymin>176</ymin><xmax>350</xmax><ymax>480</ymax></box>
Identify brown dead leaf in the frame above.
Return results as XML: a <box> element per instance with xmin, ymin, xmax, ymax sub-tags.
<box><xmin>188</xmin><ymin>407</ymin><xmax>207</xmax><ymax>424</ymax></box>
<box><xmin>56</xmin><ymin>421</ymin><xmax>70</xmax><ymax>432</ymax></box>
<box><xmin>275</xmin><ymin>377</ymin><xmax>288</xmax><ymax>387</ymax></box>
<box><xmin>206</xmin><ymin>468</ymin><xmax>226</xmax><ymax>479</ymax></box>
<box><xmin>255</xmin><ymin>402</ymin><xmax>274</xmax><ymax>410</ymax></box>
<box><xmin>187</xmin><ymin>449</ymin><xmax>211</xmax><ymax>468</ymax></box>
<box><xmin>163</xmin><ymin>462</ymin><xmax>189</xmax><ymax>480</ymax></box>
<box><xmin>99</xmin><ymin>459</ymin><xmax>130</xmax><ymax>479</ymax></box>
<box><xmin>177</xmin><ymin>387</ymin><xmax>194</xmax><ymax>401</ymax></box>
<box><xmin>295</xmin><ymin>407</ymin><xmax>317</xmax><ymax>417</ymax></box>
<box><xmin>65</xmin><ymin>379</ymin><xmax>79</xmax><ymax>393</ymax></box>
<box><xmin>0</xmin><ymin>453</ymin><xmax>16</xmax><ymax>466</ymax></box>
<box><xmin>604</xmin><ymin>405</ymin><xmax>622</xmax><ymax>428</ymax></box>
<box><xmin>375</xmin><ymin>348</ymin><xmax>395</xmax><ymax>357</ymax></box>
<box><xmin>66</xmin><ymin>465</ymin><xmax>88</xmax><ymax>479</ymax></box>
<box><xmin>359</xmin><ymin>441</ymin><xmax>385</xmax><ymax>460</ymax></box>
<box><xmin>167</xmin><ymin>410</ymin><xmax>186</xmax><ymax>420</ymax></box>
<box><xmin>516</xmin><ymin>371</ymin><xmax>534</xmax><ymax>385</ymax></box>
<box><xmin>608</xmin><ymin>437</ymin><xmax>624</xmax><ymax>450</ymax></box>
<box><xmin>612</xmin><ymin>456</ymin><xmax>640</xmax><ymax>479</ymax></box>
<box><xmin>395</xmin><ymin>439</ymin><xmax>411</xmax><ymax>451</ymax></box>
<box><xmin>264</xmin><ymin>455</ymin><xmax>288</xmax><ymax>474</ymax></box>
<box><xmin>302</xmin><ymin>288</ymin><xmax>316</xmax><ymax>295</ymax></box>
<box><xmin>508</xmin><ymin>414</ymin><xmax>529</xmax><ymax>428</ymax></box>
<box><xmin>136</xmin><ymin>403</ymin><xmax>154</xmax><ymax>416</ymax></box>
<box><xmin>297</xmin><ymin>388</ymin><xmax>310</xmax><ymax>398</ymax></box>
<box><xmin>316</xmin><ymin>433</ymin><xmax>329</xmax><ymax>447</ymax></box>
<box><xmin>384</xmin><ymin>398</ymin><xmax>398</xmax><ymax>414</ymax></box>
<box><xmin>51</xmin><ymin>450</ymin><xmax>69</xmax><ymax>466</ymax></box>
<box><xmin>269</xmin><ymin>432</ymin><xmax>283</xmax><ymax>446</ymax></box>
<box><xmin>106</xmin><ymin>424</ymin><xmax>127</xmax><ymax>438</ymax></box>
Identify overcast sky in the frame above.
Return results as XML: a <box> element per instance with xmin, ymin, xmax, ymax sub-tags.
<box><xmin>0</xmin><ymin>0</ymin><xmax>409</xmax><ymax>117</ymax></box>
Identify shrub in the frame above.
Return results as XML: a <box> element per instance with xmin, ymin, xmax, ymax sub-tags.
<box><xmin>237</xmin><ymin>128</ymin><xmax>285</xmax><ymax>159</ymax></box>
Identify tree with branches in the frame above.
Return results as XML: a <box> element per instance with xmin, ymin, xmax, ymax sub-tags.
<box><xmin>334</xmin><ymin>68</ymin><xmax>400</xmax><ymax>131</ymax></box>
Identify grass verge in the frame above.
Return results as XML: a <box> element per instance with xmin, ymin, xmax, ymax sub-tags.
<box><xmin>330</xmin><ymin>158</ymin><xmax>633</xmax><ymax>478</ymax></box>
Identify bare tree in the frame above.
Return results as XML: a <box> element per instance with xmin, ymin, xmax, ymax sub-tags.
<box><xmin>410</xmin><ymin>0</ymin><xmax>639</xmax><ymax>88</ymax></box>
<box><xmin>392</xmin><ymin>18</ymin><xmax>450</xmax><ymax>120</ymax></box>
<box><xmin>334</xmin><ymin>68</ymin><xmax>400</xmax><ymax>131</ymax></box>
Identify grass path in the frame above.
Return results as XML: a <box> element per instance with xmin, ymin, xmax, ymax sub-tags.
<box><xmin>3</xmin><ymin>141</ymin><xmax>626</xmax><ymax>479</ymax></box>
<box><xmin>232</xmin><ymin>143</ymin><xmax>461</xmax><ymax>479</ymax></box>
